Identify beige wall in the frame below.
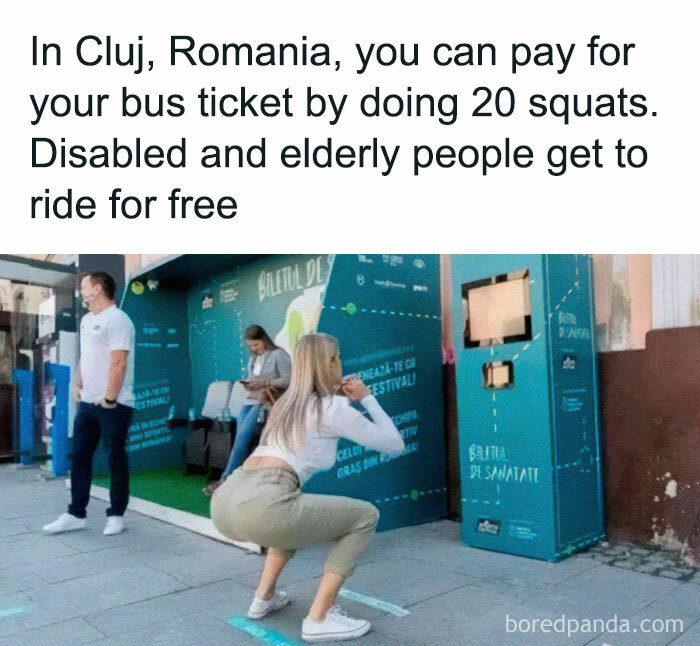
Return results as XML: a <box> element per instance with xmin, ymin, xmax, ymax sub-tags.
<box><xmin>594</xmin><ymin>254</ymin><xmax>700</xmax><ymax>351</ymax></box>
<box><xmin>593</xmin><ymin>254</ymin><xmax>653</xmax><ymax>351</ymax></box>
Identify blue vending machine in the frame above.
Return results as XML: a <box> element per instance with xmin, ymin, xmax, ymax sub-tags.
<box><xmin>450</xmin><ymin>254</ymin><xmax>605</xmax><ymax>561</ymax></box>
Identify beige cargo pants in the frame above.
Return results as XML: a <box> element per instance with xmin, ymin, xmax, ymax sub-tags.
<box><xmin>211</xmin><ymin>467</ymin><xmax>379</xmax><ymax>577</ymax></box>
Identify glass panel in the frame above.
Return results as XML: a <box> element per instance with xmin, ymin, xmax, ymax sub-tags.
<box><xmin>0</xmin><ymin>258</ymin><xmax>77</xmax><ymax>465</ymax></box>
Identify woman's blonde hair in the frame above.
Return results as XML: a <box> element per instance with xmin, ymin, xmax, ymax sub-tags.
<box><xmin>260</xmin><ymin>333</ymin><xmax>342</xmax><ymax>452</ymax></box>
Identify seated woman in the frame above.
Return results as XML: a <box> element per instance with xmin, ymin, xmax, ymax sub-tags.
<box><xmin>211</xmin><ymin>333</ymin><xmax>405</xmax><ymax>642</ymax></box>
<box><xmin>203</xmin><ymin>324</ymin><xmax>291</xmax><ymax>495</ymax></box>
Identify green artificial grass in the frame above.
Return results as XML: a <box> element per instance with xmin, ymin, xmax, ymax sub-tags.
<box><xmin>93</xmin><ymin>466</ymin><xmax>212</xmax><ymax>518</ymax></box>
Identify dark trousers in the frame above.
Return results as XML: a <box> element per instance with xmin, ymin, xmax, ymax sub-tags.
<box><xmin>68</xmin><ymin>402</ymin><xmax>134</xmax><ymax>518</ymax></box>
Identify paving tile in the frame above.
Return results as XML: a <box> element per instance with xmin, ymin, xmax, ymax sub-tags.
<box><xmin>583</xmin><ymin>599</ymin><xmax>694</xmax><ymax>645</ymax></box>
<box><xmin>0</xmin><ymin>591</ymin><xmax>34</xmax><ymax>638</ymax></box>
<box><xmin>0</xmin><ymin>534</ymin><xmax>79</xmax><ymax>570</ymax></box>
<box><xmin>0</xmin><ymin>617</ymin><xmax>103</xmax><ymax>646</ymax></box>
<box><xmin>450</xmin><ymin>545</ymin><xmax>601</xmax><ymax>586</ymax></box>
<box><xmin>614</xmin><ymin>559</ymin><xmax>639</xmax><ymax>570</ymax></box>
<box><xmin>24</xmin><ymin>531</ymin><xmax>228</xmax><ymax>587</ymax></box>
<box><xmin>520</xmin><ymin>566</ymin><xmax>683</xmax><ymax>617</ymax></box>
<box><xmin>29</xmin><ymin>544</ymin><xmax>159</xmax><ymax>584</ymax></box>
<box><xmin>670</xmin><ymin>618</ymin><xmax>700</xmax><ymax>645</ymax></box>
<box><xmin>146</xmin><ymin>544</ymin><xmax>263</xmax><ymax>587</ymax></box>
<box><xmin>87</xmin><ymin>612</ymin><xmax>251</xmax><ymax>646</ymax></box>
<box><xmin>658</xmin><ymin>569</ymin><xmax>686</xmax><ymax>580</ymax></box>
<box><xmin>47</xmin><ymin>516</ymin><xmax>188</xmax><ymax>554</ymax></box>
<box><xmin>636</xmin><ymin>563</ymin><xmax>662</xmax><ymax>574</ymax></box>
<box><xmin>25</xmin><ymin>566</ymin><xmax>187</xmax><ymax>620</ymax></box>
<box><xmin>0</xmin><ymin>482</ymin><xmax>73</xmax><ymax>520</ymax></box>
<box><xmin>642</xmin><ymin>582</ymin><xmax>700</xmax><ymax>618</ymax></box>
<box><xmin>0</xmin><ymin>521</ymin><xmax>31</xmax><ymax>539</ymax></box>
<box><xmin>0</xmin><ymin>566</ymin><xmax>47</xmax><ymax>595</ymax></box>
<box><xmin>372</xmin><ymin>583</ymin><xmax>593</xmax><ymax>646</ymax></box>
<box><xmin>83</xmin><ymin>578</ymin><xmax>252</xmax><ymax>637</ymax></box>
<box><xmin>341</xmin><ymin>556</ymin><xmax>474</xmax><ymax>609</ymax></box>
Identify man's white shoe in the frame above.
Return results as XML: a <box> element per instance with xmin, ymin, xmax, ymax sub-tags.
<box><xmin>42</xmin><ymin>513</ymin><xmax>86</xmax><ymax>534</ymax></box>
<box><xmin>248</xmin><ymin>590</ymin><xmax>291</xmax><ymax>619</ymax></box>
<box><xmin>103</xmin><ymin>516</ymin><xmax>124</xmax><ymax>536</ymax></box>
<box><xmin>302</xmin><ymin>606</ymin><xmax>371</xmax><ymax>642</ymax></box>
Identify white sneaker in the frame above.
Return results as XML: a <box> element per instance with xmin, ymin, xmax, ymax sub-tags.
<box><xmin>302</xmin><ymin>606</ymin><xmax>371</xmax><ymax>642</ymax></box>
<box><xmin>103</xmin><ymin>516</ymin><xmax>124</xmax><ymax>536</ymax></box>
<box><xmin>43</xmin><ymin>513</ymin><xmax>86</xmax><ymax>534</ymax></box>
<box><xmin>248</xmin><ymin>590</ymin><xmax>291</xmax><ymax>619</ymax></box>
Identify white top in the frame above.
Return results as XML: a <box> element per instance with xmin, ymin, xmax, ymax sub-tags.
<box><xmin>245</xmin><ymin>353</ymin><xmax>266</xmax><ymax>404</ymax></box>
<box><xmin>251</xmin><ymin>354</ymin><xmax>264</xmax><ymax>377</ymax></box>
<box><xmin>252</xmin><ymin>394</ymin><xmax>405</xmax><ymax>485</ymax></box>
<box><xmin>79</xmin><ymin>304</ymin><xmax>136</xmax><ymax>407</ymax></box>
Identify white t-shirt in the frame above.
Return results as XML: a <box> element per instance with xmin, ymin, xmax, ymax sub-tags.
<box><xmin>252</xmin><ymin>394</ymin><xmax>405</xmax><ymax>485</ymax></box>
<box><xmin>79</xmin><ymin>304</ymin><xmax>136</xmax><ymax>407</ymax></box>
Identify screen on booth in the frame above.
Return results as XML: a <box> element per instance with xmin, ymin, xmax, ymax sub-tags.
<box><xmin>462</xmin><ymin>269</ymin><xmax>532</xmax><ymax>348</ymax></box>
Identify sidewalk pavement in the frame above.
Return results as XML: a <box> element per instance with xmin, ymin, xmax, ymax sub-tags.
<box><xmin>1</xmin><ymin>464</ymin><xmax>699</xmax><ymax>646</ymax></box>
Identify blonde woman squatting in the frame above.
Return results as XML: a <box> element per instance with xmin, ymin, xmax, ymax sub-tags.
<box><xmin>210</xmin><ymin>333</ymin><xmax>405</xmax><ymax>642</ymax></box>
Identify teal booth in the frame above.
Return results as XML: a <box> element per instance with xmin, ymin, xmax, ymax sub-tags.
<box><xmin>107</xmin><ymin>254</ymin><xmax>446</xmax><ymax>531</ymax></box>
<box><xmin>450</xmin><ymin>254</ymin><xmax>605</xmax><ymax>560</ymax></box>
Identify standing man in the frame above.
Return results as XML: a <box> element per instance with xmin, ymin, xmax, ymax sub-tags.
<box><xmin>44</xmin><ymin>271</ymin><xmax>135</xmax><ymax>536</ymax></box>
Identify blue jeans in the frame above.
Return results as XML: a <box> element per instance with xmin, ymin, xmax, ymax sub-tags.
<box><xmin>221</xmin><ymin>404</ymin><xmax>260</xmax><ymax>480</ymax></box>
<box><xmin>68</xmin><ymin>402</ymin><xmax>134</xmax><ymax>518</ymax></box>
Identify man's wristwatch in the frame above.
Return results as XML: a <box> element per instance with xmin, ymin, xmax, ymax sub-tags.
<box><xmin>104</xmin><ymin>398</ymin><xmax>117</xmax><ymax>405</ymax></box>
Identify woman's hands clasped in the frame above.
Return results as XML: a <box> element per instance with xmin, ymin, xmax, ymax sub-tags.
<box><xmin>341</xmin><ymin>378</ymin><xmax>371</xmax><ymax>401</ymax></box>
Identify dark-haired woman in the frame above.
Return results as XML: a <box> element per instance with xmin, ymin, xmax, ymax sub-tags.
<box><xmin>204</xmin><ymin>325</ymin><xmax>291</xmax><ymax>495</ymax></box>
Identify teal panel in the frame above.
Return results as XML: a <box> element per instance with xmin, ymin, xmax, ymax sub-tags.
<box><xmin>309</xmin><ymin>254</ymin><xmax>446</xmax><ymax>531</ymax></box>
<box><xmin>450</xmin><ymin>254</ymin><xmax>604</xmax><ymax>560</ymax></box>
<box><xmin>96</xmin><ymin>283</ymin><xmax>192</xmax><ymax>474</ymax></box>
<box><xmin>451</xmin><ymin>255</ymin><xmax>556</xmax><ymax>558</ymax></box>
<box><xmin>544</xmin><ymin>255</ymin><xmax>605</xmax><ymax>553</ymax></box>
